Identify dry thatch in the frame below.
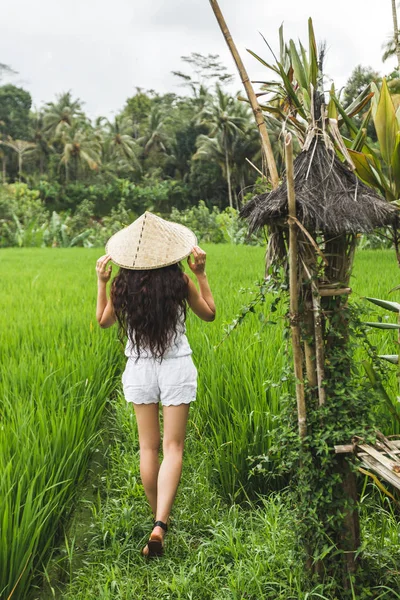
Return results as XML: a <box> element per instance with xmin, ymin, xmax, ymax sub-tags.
<box><xmin>241</xmin><ymin>138</ymin><xmax>398</xmax><ymax>235</ymax></box>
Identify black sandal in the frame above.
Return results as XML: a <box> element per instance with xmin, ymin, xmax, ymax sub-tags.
<box><xmin>145</xmin><ymin>521</ymin><xmax>168</xmax><ymax>558</ymax></box>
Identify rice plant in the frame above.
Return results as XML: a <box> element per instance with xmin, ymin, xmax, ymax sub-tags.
<box><xmin>1</xmin><ymin>246</ymin><xmax>400</xmax><ymax>598</ymax></box>
<box><xmin>0</xmin><ymin>249</ymin><xmax>121</xmax><ymax>598</ymax></box>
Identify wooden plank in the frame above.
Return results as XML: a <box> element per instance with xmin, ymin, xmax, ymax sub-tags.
<box><xmin>358</xmin><ymin>444</ymin><xmax>400</xmax><ymax>473</ymax></box>
<box><xmin>375</xmin><ymin>440</ymin><xmax>400</xmax><ymax>462</ymax></box>
<box><xmin>359</xmin><ymin>455</ymin><xmax>400</xmax><ymax>491</ymax></box>
<box><xmin>377</xmin><ymin>431</ymin><xmax>400</xmax><ymax>448</ymax></box>
<box><xmin>334</xmin><ymin>444</ymin><xmax>355</xmax><ymax>454</ymax></box>
<box><xmin>386</xmin><ymin>438</ymin><xmax>400</xmax><ymax>448</ymax></box>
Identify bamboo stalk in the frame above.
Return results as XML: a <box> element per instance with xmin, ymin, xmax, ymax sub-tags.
<box><xmin>286</xmin><ymin>133</ymin><xmax>306</xmax><ymax>438</ymax></box>
<box><xmin>208</xmin><ymin>0</ymin><xmax>279</xmax><ymax>189</ymax></box>
<box><xmin>302</xmin><ymin>260</ymin><xmax>326</xmax><ymax>407</ymax></box>
<box><xmin>304</xmin><ymin>315</ymin><xmax>317</xmax><ymax>389</ymax></box>
<box><xmin>319</xmin><ymin>287</ymin><xmax>351</xmax><ymax>297</ymax></box>
<box><xmin>335</xmin><ymin>445</ymin><xmax>356</xmax><ymax>454</ymax></box>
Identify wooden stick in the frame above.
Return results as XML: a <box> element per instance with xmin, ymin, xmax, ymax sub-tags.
<box><xmin>335</xmin><ymin>444</ymin><xmax>356</xmax><ymax>454</ymax></box>
<box><xmin>286</xmin><ymin>133</ymin><xmax>306</xmax><ymax>439</ymax></box>
<box><xmin>245</xmin><ymin>157</ymin><xmax>266</xmax><ymax>180</ymax></box>
<box><xmin>319</xmin><ymin>287</ymin><xmax>351</xmax><ymax>297</ymax></box>
<box><xmin>209</xmin><ymin>0</ymin><xmax>279</xmax><ymax>189</ymax></box>
<box><xmin>302</xmin><ymin>259</ymin><xmax>326</xmax><ymax>407</ymax></box>
<box><xmin>287</xmin><ymin>215</ymin><xmax>328</xmax><ymax>266</ymax></box>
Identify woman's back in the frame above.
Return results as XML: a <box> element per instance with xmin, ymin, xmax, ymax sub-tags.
<box><xmin>112</xmin><ymin>263</ymin><xmax>189</xmax><ymax>361</ymax></box>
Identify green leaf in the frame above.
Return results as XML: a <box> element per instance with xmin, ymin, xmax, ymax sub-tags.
<box><xmin>351</xmin><ymin>128</ymin><xmax>367</xmax><ymax>153</ymax></box>
<box><xmin>373</xmin><ymin>78</ymin><xmax>398</xmax><ymax>165</ymax></box>
<box><xmin>391</xmin><ymin>131</ymin><xmax>400</xmax><ymax>197</ymax></box>
<box><xmin>332</xmin><ymin>94</ymin><xmax>359</xmax><ymax>136</ymax></box>
<box><xmin>378</xmin><ymin>355</ymin><xmax>399</xmax><ymax>364</ymax></box>
<box><xmin>345</xmin><ymin>88</ymin><xmax>374</xmax><ymax>119</ymax></box>
<box><xmin>299</xmin><ymin>41</ymin><xmax>309</xmax><ymax>79</ymax></box>
<box><xmin>363</xmin><ymin>322</ymin><xmax>400</xmax><ymax>329</ymax></box>
<box><xmin>364</xmin><ymin>297</ymin><xmax>400</xmax><ymax>312</ymax></box>
<box><xmin>279</xmin><ymin>23</ymin><xmax>286</xmax><ymax>64</ymax></box>
<box><xmin>308</xmin><ymin>18</ymin><xmax>318</xmax><ymax>87</ymax></box>
<box><xmin>362</xmin><ymin>362</ymin><xmax>400</xmax><ymax>426</ymax></box>
<box><xmin>327</xmin><ymin>85</ymin><xmax>338</xmax><ymax>120</ymax></box>
<box><xmin>347</xmin><ymin>150</ymin><xmax>381</xmax><ymax>188</ymax></box>
<box><xmin>246</xmin><ymin>50</ymin><xmax>280</xmax><ymax>74</ymax></box>
<box><xmin>276</xmin><ymin>62</ymin><xmax>307</xmax><ymax>119</ymax></box>
<box><xmin>351</xmin><ymin>108</ymin><xmax>372</xmax><ymax>152</ymax></box>
<box><xmin>371</xmin><ymin>82</ymin><xmax>380</xmax><ymax>118</ymax></box>
<box><xmin>289</xmin><ymin>40</ymin><xmax>308</xmax><ymax>90</ymax></box>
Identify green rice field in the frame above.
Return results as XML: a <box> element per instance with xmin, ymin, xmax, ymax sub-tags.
<box><xmin>2</xmin><ymin>246</ymin><xmax>400</xmax><ymax>599</ymax></box>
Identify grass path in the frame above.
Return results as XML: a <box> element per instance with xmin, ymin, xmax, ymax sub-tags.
<box><xmin>41</xmin><ymin>391</ymin><xmax>400</xmax><ymax>599</ymax></box>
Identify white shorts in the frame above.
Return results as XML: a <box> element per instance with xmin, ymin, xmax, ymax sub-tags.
<box><xmin>122</xmin><ymin>355</ymin><xmax>198</xmax><ymax>407</ymax></box>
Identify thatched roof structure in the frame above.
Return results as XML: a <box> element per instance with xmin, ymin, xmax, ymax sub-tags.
<box><xmin>241</xmin><ymin>138</ymin><xmax>397</xmax><ymax>235</ymax></box>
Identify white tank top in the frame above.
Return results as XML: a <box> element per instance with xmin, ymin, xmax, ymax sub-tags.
<box><xmin>124</xmin><ymin>312</ymin><xmax>192</xmax><ymax>359</ymax></box>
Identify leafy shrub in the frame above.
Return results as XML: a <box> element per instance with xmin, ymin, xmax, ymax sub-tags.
<box><xmin>0</xmin><ymin>183</ymin><xmax>49</xmax><ymax>247</ymax></box>
<box><xmin>171</xmin><ymin>201</ymin><xmax>264</xmax><ymax>245</ymax></box>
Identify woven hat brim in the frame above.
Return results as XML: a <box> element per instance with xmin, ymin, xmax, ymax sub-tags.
<box><xmin>105</xmin><ymin>215</ymin><xmax>197</xmax><ymax>270</ymax></box>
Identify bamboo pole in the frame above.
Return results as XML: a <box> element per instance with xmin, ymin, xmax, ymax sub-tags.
<box><xmin>302</xmin><ymin>260</ymin><xmax>326</xmax><ymax>407</ymax></box>
<box><xmin>208</xmin><ymin>0</ymin><xmax>279</xmax><ymax>189</ymax></box>
<box><xmin>286</xmin><ymin>133</ymin><xmax>306</xmax><ymax>438</ymax></box>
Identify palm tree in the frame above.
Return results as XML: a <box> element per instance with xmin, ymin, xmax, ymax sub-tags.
<box><xmin>99</xmin><ymin>116</ymin><xmax>141</xmax><ymax>174</ymax></box>
<box><xmin>59</xmin><ymin>125</ymin><xmax>101</xmax><ymax>182</ymax></box>
<box><xmin>230</xmin><ymin>124</ymin><xmax>262</xmax><ymax>206</ymax></box>
<box><xmin>138</xmin><ymin>107</ymin><xmax>169</xmax><ymax>156</ymax></box>
<box><xmin>44</xmin><ymin>92</ymin><xmax>85</xmax><ymax>138</ymax></box>
<box><xmin>31</xmin><ymin>110</ymin><xmax>53</xmax><ymax>175</ymax></box>
<box><xmin>382</xmin><ymin>1</ymin><xmax>400</xmax><ymax>67</ymax></box>
<box><xmin>392</xmin><ymin>0</ymin><xmax>400</xmax><ymax>68</ymax></box>
<box><xmin>0</xmin><ymin>138</ymin><xmax>36</xmax><ymax>181</ymax></box>
<box><xmin>197</xmin><ymin>87</ymin><xmax>247</xmax><ymax>207</ymax></box>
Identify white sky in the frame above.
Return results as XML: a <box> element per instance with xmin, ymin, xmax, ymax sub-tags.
<box><xmin>0</xmin><ymin>0</ymin><xmax>397</xmax><ymax>118</ymax></box>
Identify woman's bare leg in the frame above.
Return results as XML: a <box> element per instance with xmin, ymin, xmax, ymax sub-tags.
<box><xmin>133</xmin><ymin>403</ymin><xmax>160</xmax><ymax>516</ymax></box>
<box><xmin>153</xmin><ymin>404</ymin><xmax>190</xmax><ymax>535</ymax></box>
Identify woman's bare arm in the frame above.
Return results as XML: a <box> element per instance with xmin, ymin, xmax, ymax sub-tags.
<box><xmin>186</xmin><ymin>246</ymin><xmax>216</xmax><ymax>322</ymax></box>
<box><xmin>96</xmin><ymin>255</ymin><xmax>117</xmax><ymax>329</ymax></box>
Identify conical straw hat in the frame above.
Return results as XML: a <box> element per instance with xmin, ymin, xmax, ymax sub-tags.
<box><xmin>106</xmin><ymin>211</ymin><xmax>197</xmax><ymax>270</ymax></box>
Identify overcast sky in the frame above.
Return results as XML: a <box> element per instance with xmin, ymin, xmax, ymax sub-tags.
<box><xmin>0</xmin><ymin>0</ymin><xmax>397</xmax><ymax>118</ymax></box>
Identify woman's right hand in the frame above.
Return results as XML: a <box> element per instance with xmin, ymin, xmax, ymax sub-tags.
<box><xmin>96</xmin><ymin>255</ymin><xmax>112</xmax><ymax>283</ymax></box>
<box><xmin>187</xmin><ymin>246</ymin><xmax>207</xmax><ymax>277</ymax></box>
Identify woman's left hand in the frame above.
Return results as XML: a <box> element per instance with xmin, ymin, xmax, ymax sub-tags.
<box><xmin>187</xmin><ymin>246</ymin><xmax>207</xmax><ymax>277</ymax></box>
<box><xmin>96</xmin><ymin>255</ymin><xmax>112</xmax><ymax>283</ymax></box>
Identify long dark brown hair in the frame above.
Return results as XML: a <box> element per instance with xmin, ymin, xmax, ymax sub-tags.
<box><xmin>111</xmin><ymin>263</ymin><xmax>189</xmax><ymax>359</ymax></box>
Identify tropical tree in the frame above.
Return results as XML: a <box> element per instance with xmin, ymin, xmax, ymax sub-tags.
<box><xmin>44</xmin><ymin>92</ymin><xmax>85</xmax><ymax>138</ymax></box>
<box><xmin>123</xmin><ymin>88</ymin><xmax>153</xmax><ymax>138</ymax></box>
<box><xmin>0</xmin><ymin>63</ymin><xmax>17</xmax><ymax>82</ymax></box>
<box><xmin>138</xmin><ymin>106</ymin><xmax>169</xmax><ymax>156</ymax></box>
<box><xmin>0</xmin><ymin>138</ymin><xmax>36</xmax><ymax>181</ymax></box>
<box><xmin>196</xmin><ymin>87</ymin><xmax>247</xmax><ymax>207</ymax></box>
<box><xmin>0</xmin><ymin>85</ymin><xmax>32</xmax><ymax>139</ymax></box>
<box><xmin>172</xmin><ymin>52</ymin><xmax>235</xmax><ymax>95</ymax></box>
<box><xmin>59</xmin><ymin>125</ymin><xmax>101</xmax><ymax>182</ymax></box>
<box><xmin>230</xmin><ymin>124</ymin><xmax>261</xmax><ymax>204</ymax></box>
<box><xmin>392</xmin><ymin>0</ymin><xmax>400</xmax><ymax>67</ymax></box>
<box><xmin>30</xmin><ymin>110</ymin><xmax>53</xmax><ymax>176</ymax></box>
<box><xmin>99</xmin><ymin>116</ymin><xmax>141</xmax><ymax>174</ymax></box>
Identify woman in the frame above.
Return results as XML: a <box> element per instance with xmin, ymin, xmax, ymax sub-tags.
<box><xmin>95</xmin><ymin>212</ymin><xmax>215</xmax><ymax>557</ymax></box>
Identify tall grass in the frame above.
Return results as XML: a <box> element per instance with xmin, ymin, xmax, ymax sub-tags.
<box><xmin>0</xmin><ymin>249</ymin><xmax>121</xmax><ymax>599</ymax></box>
<box><xmin>190</xmin><ymin>247</ymin><xmax>400</xmax><ymax>500</ymax></box>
